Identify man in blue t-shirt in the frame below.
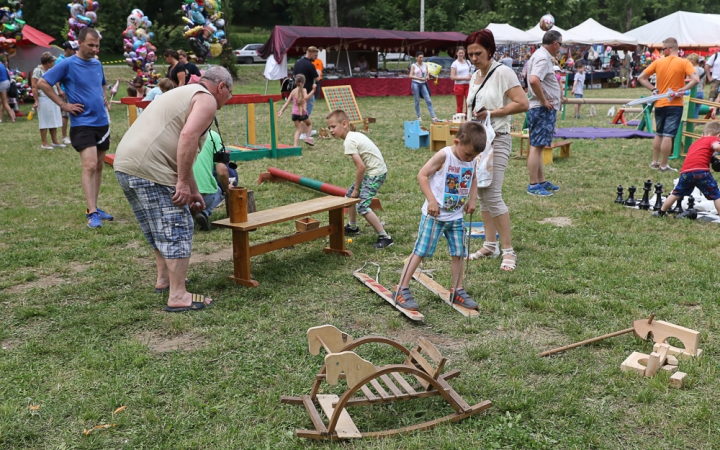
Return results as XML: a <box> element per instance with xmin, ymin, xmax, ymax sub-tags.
<box><xmin>39</xmin><ymin>28</ymin><xmax>111</xmax><ymax>229</ymax></box>
<box><xmin>56</xmin><ymin>41</ymin><xmax>78</xmax><ymax>145</ymax></box>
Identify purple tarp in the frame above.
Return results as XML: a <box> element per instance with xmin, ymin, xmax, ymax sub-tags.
<box><xmin>554</xmin><ymin>127</ymin><xmax>655</xmax><ymax>140</ymax></box>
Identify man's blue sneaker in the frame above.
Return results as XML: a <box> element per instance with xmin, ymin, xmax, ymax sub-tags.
<box><xmin>540</xmin><ymin>181</ymin><xmax>560</xmax><ymax>192</ymax></box>
<box><xmin>527</xmin><ymin>184</ymin><xmax>553</xmax><ymax>196</ymax></box>
<box><xmin>96</xmin><ymin>208</ymin><xmax>114</xmax><ymax>221</ymax></box>
<box><xmin>86</xmin><ymin>211</ymin><xmax>102</xmax><ymax>228</ymax></box>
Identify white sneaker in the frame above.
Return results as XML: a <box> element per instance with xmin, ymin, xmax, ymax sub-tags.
<box><xmin>62</xmin><ymin>136</ymin><xmax>71</xmax><ymax>145</ymax></box>
<box><xmin>310</xmin><ymin>129</ymin><xmax>317</xmax><ymax>137</ymax></box>
<box><xmin>659</xmin><ymin>165</ymin><xmax>678</xmax><ymax>172</ymax></box>
<box><xmin>52</xmin><ymin>143</ymin><xmax>66</xmax><ymax>148</ymax></box>
<box><xmin>299</xmin><ymin>133</ymin><xmax>307</xmax><ymax>140</ymax></box>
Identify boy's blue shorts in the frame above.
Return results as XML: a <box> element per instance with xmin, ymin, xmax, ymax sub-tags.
<box><xmin>412</xmin><ymin>215</ymin><xmax>465</xmax><ymax>258</ymax></box>
<box><xmin>672</xmin><ymin>171</ymin><xmax>720</xmax><ymax>200</ymax></box>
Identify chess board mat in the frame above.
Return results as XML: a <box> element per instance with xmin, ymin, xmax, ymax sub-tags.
<box><xmin>322</xmin><ymin>85</ymin><xmax>363</xmax><ymax>124</ymax></box>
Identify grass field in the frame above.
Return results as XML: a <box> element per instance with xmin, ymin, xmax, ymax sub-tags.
<box><xmin>1</xmin><ymin>65</ymin><xmax>719</xmax><ymax>449</ymax></box>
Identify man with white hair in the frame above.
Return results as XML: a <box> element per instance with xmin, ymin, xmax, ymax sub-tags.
<box><xmin>113</xmin><ymin>66</ymin><xmax>234</xmax><ymax>312</ymax></box>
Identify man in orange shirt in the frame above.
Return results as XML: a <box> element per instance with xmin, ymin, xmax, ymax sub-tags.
<box><xmin>312</xmin><ymin>54</ymin><xmax>323</xmax><ymax>100</ymax></box>
<box><xmin>638</xmin><ymin>38</ymin><xmax>698</xmax><ymax>172</ymax></box>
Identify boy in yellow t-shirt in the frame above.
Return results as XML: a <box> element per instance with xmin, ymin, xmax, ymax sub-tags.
<box><xmin>326</xmin><ymin>109</ymin><xmax>392</xmax><ymax>248</ymax></box>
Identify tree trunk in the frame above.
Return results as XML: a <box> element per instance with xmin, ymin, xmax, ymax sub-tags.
<box><xmin>625</xmin><ymin>5</ymin><xmax>633</xmax><ymax>32</ymax></box>
<box><xmin>329</xmin><ymin>0</ymin><xmax>338</xmax><ymax>27</ymax></box>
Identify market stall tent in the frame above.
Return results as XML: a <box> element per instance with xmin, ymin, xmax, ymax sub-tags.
<box><xmin>526</xmin><ymin>24</ymin><xmax>584</xmax><ymax>44</ymax></box>
<box><xmin>9</xmin><ymin>25</ymin><xmax>61</xmax><ymax>74</ymax></box>
<box><xmin>624</xmin><ymin>11</ymin><xmax>720</xmax><ymax>48</ymax></box>
<box><xmin>566</xmin><ymin>18</ymin><xmax>638</xmax><ymax>46</ymax></box>
<box><xmin>485</xmin><ymin>23</ymin><xmax>540</xmax><ymax>44</ymax></box>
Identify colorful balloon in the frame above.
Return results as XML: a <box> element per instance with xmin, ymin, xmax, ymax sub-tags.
<box><xmin>539</xmin><ymin>14</ymin><xmax>555</xmax><ymax>32</ymax></box>
<box><xmin>180</xmin><ymin>0</ymin><xmax>227</xmax><ymax>62</ymax></box>
<box><xmin>121</xmin><ymin>8</ymin><xmax>158</xmax><ymax>82</ymax></box>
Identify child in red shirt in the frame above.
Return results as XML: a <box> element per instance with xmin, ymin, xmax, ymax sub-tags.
<box><xmin>655</xmin><ymin>121</ymin><xmax>720</xmax><ymax>216</ymax></box>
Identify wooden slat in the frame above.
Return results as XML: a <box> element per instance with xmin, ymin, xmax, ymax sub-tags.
<box><xmin>213</xmin><ymin>196</ymin><xmax>359</xmax><ymax>231</ymax></box>
<box><xmin>689</xmin><ymin>97</ymin><xmax>720</xmax><ymax>108</ymax></box>
<box><xmin>409</xmin><ymin>348</ymin><xmax>436</xmax><ymax>377</ymax></box>
<box><xmin>391</xmin><ymin>372</ymin><xmax>417</xmax><ymax>395</ymax></box>
<box><xmin>317</xmin><ymin>394</ymin><xmax>361</xmax><ymax>438</ymax></box>
<box><xmin>416</xmin><ymin>337</ymin><xmax>444</xmax><ymax>366</ymax></box>
<box><xmin>302</xmin><ymin>395</ymin><xmax>327</xmax><ymax>433</ymax></box>
<box><xmin>682</xmin><ymin>132</ymin><xmax>702</xmax><ymax>139</ymax></box>
<box><xmin>549</xmin><ymin>140</ymin><xmax>572</xmax><ymax>148</ymax></box>
<box><xmin>360</xmin><ymin>384</ymin><xmax>378</xmax><ymax>401</ymax></box>
<box><xmin>369</xmin><ymin>379</ymin><xmax>390</xmax><ymax>399</ymax></box>
<box><xmin>249</xmin><ymin>225</ymin><xmax>335</xmax><ymax>256</ymax></box>
<box><xmin>685</xmin><ymin>118</ymin><xmax>716</xmax><ymax>124</ymax></box>
<box><xmin>380</xmin><ymin>374</ymin><xmax>405</xmax><ymax>398</ymax></box>
<box><xmin>435</xmin><ymin>377</ymin><xmax>471</xmax><ymax>413</ymax></box>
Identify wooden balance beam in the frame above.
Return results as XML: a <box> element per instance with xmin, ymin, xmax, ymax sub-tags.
<box><xmin>563</xmin><ymin>98</ymin><xmax>638</xmax><ymax>105</ymax></box>
<box><xmin>212</xmin><ymin>187</ymin><xmax>359</xmax><ymax>288</ymax></box>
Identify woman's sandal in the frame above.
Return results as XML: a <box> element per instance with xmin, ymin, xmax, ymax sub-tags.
<box><xmin>466</xmin><ymin>241</ymin><xmax>500</xmax><ymax>260</ymax></box>
<box><xmin>500</xmin><ymin>247</ymin><xmax>517</xmax><ymax>272</ymax></box>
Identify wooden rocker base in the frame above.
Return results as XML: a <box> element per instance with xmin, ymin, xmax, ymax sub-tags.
<box><xmin>354</xmin><ymin>271</ymin><xmax>425</xmax><ymax>321</ymax></box>
<box><xmin>412</xmin><ymin>271</ymin><xmax>479</xmax><ymax>318</ymax></box>
<box><xmin>282</xmin><ymin>325</ymin><xmax>492</xmax><ymax>440</ymax></box>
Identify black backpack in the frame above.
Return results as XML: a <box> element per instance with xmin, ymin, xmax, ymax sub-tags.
<box><xmin>281</xmin><ymin>77</ymin><xmax>295</xmax><ymax>93</ymax></box>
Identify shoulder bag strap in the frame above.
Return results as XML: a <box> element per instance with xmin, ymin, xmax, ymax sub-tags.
<box><xmin>470</xmin><ymin>63</ymin><xmax>501</xmax><ymax>114</ymax></box>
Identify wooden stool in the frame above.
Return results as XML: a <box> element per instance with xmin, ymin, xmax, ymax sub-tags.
<box><xmin>511</xmin><ymin>132</ymin><xmax>529</xmax><ymax>157</ymax></box>
<box><xmin>542</xmin><ymin>141</ymin><xmax>572</xmax><ymax>164</ymax></box>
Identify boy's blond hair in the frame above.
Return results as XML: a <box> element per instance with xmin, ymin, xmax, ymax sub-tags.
<box><xmin>326</xmin><ymin>109</ymin><xmax>350</xmax><ymax>122</ymax></box>
<box><xmin>704</xmin><ymin>121</ymin><xmax>720</xmax><ymax>136</ymax></box>
<box><xmin>686</xmin><ymin>53</ymin><xmax>699</xmax><ymax>65</ymax></box>
<box><xmin>455</xmin><ymin>121</ymin><xmax>487</xmax><ymax>154</ymax></box>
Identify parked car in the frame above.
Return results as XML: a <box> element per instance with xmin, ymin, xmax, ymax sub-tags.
<box><xmin>378</xmin><ymin>52</ymin><xmax>409</xmax><ymax>62</ymax></box>
<box><xmin>235</xmin><ymin>44</ymin><xmax>267</xmax><ymax>64</ymax></box>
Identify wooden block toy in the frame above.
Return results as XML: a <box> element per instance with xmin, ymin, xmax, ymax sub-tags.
<box><xmin>661</xmin><ymin>365</ymin><xmax>679</xmax><ymax>373</ymax></box>
<box><xmin>361</xmin><ymin>117</ymin><xmax>376</xmax><ymax>133</ymax></box>
<box><xmin>666</xmin><ymin>355</ymin><xmax>679</xmax><ymax>366</ymax></box>
<box><xmin>634</xmin><ymin>319</ymin><xmax>700</xmax><ymax>356</ymax></box>
<box><xmin>295</xmin><ymin>217</ymin><xmax>320</xmax><ymax>232</ymax></box>
<box><xmin>620</xmin><ymin>352</ymin><xmax>648</xmax><ymax>376</ymax></box>
<box><xmin>318</xmin><ymin>128</ymin><xmax>331</xmax><ymax>139</ymax></box>
<box><xmin>653</xmin><ymin>342</ymin><xmax>702</xmax><ymax>360</ymax></box>
<box><xmin>655</xmin><ymin>343</ymin><xmax>670</xmax><ymax>366</ymax></box>
<box><xmin>670</xmin><ymin>371</ymin><xmax>686</xmax><ymax>389</ymax></box>
<box><xmin>645</xmin><ymin>352</ymin><xmax>661</xmax><ymax>377</ymax></box>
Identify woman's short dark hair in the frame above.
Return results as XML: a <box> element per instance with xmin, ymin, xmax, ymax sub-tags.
<box><xmin>465</xmin><ymin>30</ymin><xmax>496</xmax><ymax>59</ymax></box>
<box><xmin>415</xmin><ymin>51</ymin><xmax>424</xmax><ymax>57</ymax></box>
<box><xmin>163</xmin><ymin>49</ymin><xmax>179</xmax><ymax>60</ymax></box>
<box><xmin>133</xmin><ymin>76</ymin><xmax>145</xmax><ymax>86</ymax></box>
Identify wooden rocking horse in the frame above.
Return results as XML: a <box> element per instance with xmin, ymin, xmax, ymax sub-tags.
<box><xmin>281</xmin><ymin>325</ymin><xmax>492</xmax><ymax>440</ymax></box>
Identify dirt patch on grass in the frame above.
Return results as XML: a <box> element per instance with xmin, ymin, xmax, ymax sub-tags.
<box><xmin>538</xmin><ymin>217</ymin><xmax>572</xmax><ymax>227</ymax></box>
<box><xmin>69</xmin><ymin>263</ymin><xmax>90</xmax><ymax>273</ymax></box>
<box><xmin>1</xmin><ymin>339</ymin><xmax>19</xmax><ymax>350</ymax></box>
<box><xmin>124</xmin><ymin>241</ymin><xmax>142</xmax><ymax>250</ymax></box>
<box><xmin>389</xmin><ymin>328</ymin><xmax>467</xmax><ymax>352</ymax></box>
<box><xmin>5</xmin><ymin>275</ymin><xmax>66</xmax><ymax>294</ymax></box>
<box><xmin>190</xmin><ymin>248</ymin><xmax>233</xmax><ymax>265</ymax></box>
<box><xmin>136</xmin><ymin>331</ymin><xmax>207</xmax><ymax>353</ymax></box>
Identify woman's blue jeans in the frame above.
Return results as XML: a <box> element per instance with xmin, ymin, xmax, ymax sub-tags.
<box><xmin>412</xmin><ymin>82</ymin><xmax>436</xmax><ymax>118</ymax></box>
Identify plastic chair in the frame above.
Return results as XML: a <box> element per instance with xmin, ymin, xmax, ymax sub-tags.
<box><xmin>404</xmin><ymin>120</ymin><xmax>430</xmax><ymax>149</ymax></box>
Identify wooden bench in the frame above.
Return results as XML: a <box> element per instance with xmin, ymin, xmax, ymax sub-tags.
<box><xmin>542</xmin><ymin>140</ymin><xmax>572</xmax><ymax>164</ymax></box>
<box><xmin>212</xmin><ymin>190</ymin><xmax>359</xmax><ymax>287</ymax></box>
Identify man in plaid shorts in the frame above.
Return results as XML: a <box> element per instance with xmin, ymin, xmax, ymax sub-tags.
<box><xmin>326</xmin><ymin>109</ymin><xmax>393</xmax><ymax>248</ymax></box>
<box><xmin>113</xmin><ymin>67</ymin><xmax>233</xmax><ymax>312</ymax></box>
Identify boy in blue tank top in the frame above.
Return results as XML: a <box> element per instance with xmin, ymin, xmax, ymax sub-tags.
<box><xmin>394</xmin><ymin>121</ymin><xmax>487</xmax><ymax>312</ymax></box>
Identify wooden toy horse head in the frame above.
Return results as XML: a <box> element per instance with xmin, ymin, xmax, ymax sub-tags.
<box><xmin>324</xmin><ymin>352</ymin><xmax>376</xmax><ymax>388</ymax></box>
<box><xmin>307</xmin><ymin>325</ymin><xmax>353</xmax><ymax>356</ymax></box>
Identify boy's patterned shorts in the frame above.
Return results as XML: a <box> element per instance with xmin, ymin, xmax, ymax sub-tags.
<box><xmin>346</xmin><ymin>173</ymin><xmax>386</xmax><ymax>215</ymax></box>
<box><xmin>672</xmin><ymin>171</ymin><xmax>720</xmax><ymax>200</ymax></box>
<box><xmin>412</xmin><ymin>215</ymin><xmax>465</xmax><ymax>258</ymax></box>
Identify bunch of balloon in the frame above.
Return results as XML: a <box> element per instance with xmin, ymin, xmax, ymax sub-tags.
<box><xmin>0</xmin><ymin>0</ymin><xmax>25</xmax><ymax>56</ymax></box>
<box><xmin>181</xmin><ymin>0</ymin><xmax>227</xmax><ymax>63</ymax></box>
<box><xmin>67</xmin><ymin>0</ymin><xmax>100</xmax><ymax>41</ymax></box>
<box><xmin>8</xmin><ymin>68</ymin><xmax>29</xmax><ymax>101</ymax></box>
<box><xmin>123</xmin><ymin>9</ymin><xmax>158</xmax><ymax>84</ymax></box>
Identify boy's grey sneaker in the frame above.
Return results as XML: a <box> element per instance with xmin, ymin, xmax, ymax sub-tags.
<box><xmin>194</xmin><ymin>212</ymin><xmax>211</xmax><ymax>231</ymax></box>
<box><xmin>344</xmin><ymin>224</ymin><xmax>360</xmax><ymax>235</ymax></box>
<box><xmin>652</xmin><ymin>210</ymin><xmax>667</xmax><ymax>217</ymax></box>
<box><xmin>450</xmin><ymin>288</ymin><xmax>478</xmax><ymax>310</ymax></box>
<box><xmin>392</xmin><ymin>286</ymin><xmax>419</xmax><ymax>311</ymax></box>
<box><xmin>374</xmin><ymin>236</ymin><xmax>394</xmax><ymax>248</ymax></box>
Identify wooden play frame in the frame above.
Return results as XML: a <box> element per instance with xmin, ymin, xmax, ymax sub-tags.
<box><xmin>281</xmin><ymin>325</ymin><xmax>492</xmax><ymax>440</ymax></box>
<box><xmin>322</xmin><ymin>85</ymin><xmax>363</xmax><ymax>124</ymax></box>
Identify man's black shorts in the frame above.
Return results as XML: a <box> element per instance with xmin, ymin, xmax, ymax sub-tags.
<box><xmin>70</xmin><ymin>125</ymin><xmax>111</xmax><ymax>152</ymax></box>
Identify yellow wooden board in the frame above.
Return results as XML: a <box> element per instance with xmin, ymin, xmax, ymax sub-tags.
<box><xmin>316</xmin><ymin>394</ymin><xmax>361</xmax><ymax>439</ymax></box>
<box><xmin>322</xmin><ymin>85</ymin><xmax>363</xmax><ymax>124</ymax></box>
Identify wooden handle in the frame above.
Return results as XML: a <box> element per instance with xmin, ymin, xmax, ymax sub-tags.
<box><xmin>228</xmin><ymin>186</ymin><xmax>248</xmax><ymax>223</ymax></box>
<box><xmin>538</xmin><ymin>327</ymin><xmax>635</xmax><ymax>357</ymax></box>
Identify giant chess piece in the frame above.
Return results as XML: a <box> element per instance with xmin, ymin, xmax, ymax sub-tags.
<box><xmin>670</xmin><ymin>196</ymin><xmax>684</xmax><ymax>215</ymax></box>
<box><xmin>678</xmin><ymin>195</ymin><xmax>697</xmax><ymax>220</ymax></box>
<box><xmin>624</xmin><ymin>186</ymin><xmax>637</xmax><ymax>207</ymax></box>
<box><xmin>652</xmin><ymin>183</ymin><xmax>664</xmax><ymax>211</ymax></box>
<box><xmin>615</xmin><ymin>185</ymin><xmax>624</xmax><ymax>204</ymax></box>
<box><xmin>638</xmin><ymin>179</ymin><xmax>652</xmax><ymax>210</ymax></box>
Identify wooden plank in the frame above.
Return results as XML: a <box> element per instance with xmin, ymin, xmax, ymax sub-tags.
<box><xmin>412</xmin><ymin>271</ymin><xmax>479</xmax><ymax>317</ymax></box>
<box><xmin>229</xmin><ymin>230</ymin><xmax>259</xmax><ymax>288</ymax></box>
<box><xmin>391</xmin><ymin>372</ymin><xmax>417</xmax><ymax>395</ymax></box>
<box><xmin>323</xmin><ymin>207</ymin><xmax>350</xmax><ymax>256</ymax></box>
<box><xmin>653</xmin><ymin>343</ymin><xmax>703</xmax><ymax>360</ymax></box>
<box><xmin>416</xmin><ymin>337</ymin><xmax>444</xmax><ymax>366</ymax></box>
<box><xmin>435</xmin><ymin>376</ymin><xmax>471</xmax><ymax>413</ymax></box>
<box><xmin>316</xmin><ymin>394</ymin><xmax>361</xmax><ymax>439</ymax></box>
<box><xmin>645</xmin><ymin>352</ymin><xmax>661</xmax><ymax>377</ymax></box>
<box><xmin>360</xmin><ymin>384</ymin><xmax>378</xmax><ymax>402</ymax></box>
<box><xmin>249</xmin><ymin>225</ymin><xmax>335</xmax><ymax>256</ymax></box>
<box><xmin>409</xmin><ymin>348</ymin><xmax>436</xmax><ymax>376</ymax></box>
<box><xmin>302</xmin><ymin>395</ymin><xmax>327</xmax><ymax>433</ymax></box>
<box><xmin>550</xmin><ymin>140</ymin><xmax>572</xmax><ymax>148</ymax></box>
<box><xmin>369</xmin><ymin>379</ymin><xmax>390</xmax><ymax>399</ymax></box>
<box><xmin>213</xmin><ymin>196</ymin><xmax>359</xmax><ymax>231</ymax></box>
<box><xmin>634</xmin><ymin>319</ymin><xmax>700</xmax><ymax>355</ymax></box>
<box><xmin>354</xmin><ymin>272</ymin><xmax>425</xmax><ymax>322</ymax></box>
<box><xmin>620</xmin><ymin>351</ymin><xmax>648</xmax><ymax>376</ymax></box>
<box><xmin>380</xmin><ymin>374</ymin><xmax>405</xmax><ymax>398</ymax></box>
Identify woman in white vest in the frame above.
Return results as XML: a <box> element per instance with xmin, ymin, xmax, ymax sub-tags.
<box><xmin>464</xmin><ymin>29</ymin><xmax>529</xmax><ymax>271</ymax></box>
<box><xmin>409</xmin><ymin>51</ymin><xmax>438</xmax><ymax>122</ymax></box>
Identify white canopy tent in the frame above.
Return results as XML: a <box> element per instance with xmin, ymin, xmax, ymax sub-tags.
<box><xmin>624</xmin><ymin>11</ymin><xmax>720</xmax><ymax>48</ymax></box>
<box><xmin>566</xmin><ymin>18</ymin><xmax>637</xmax><ymax>46</ymax></box>
<box><xmin>526</xmin><ymin>24</ymin><xmax>584</xmax><ymax>44</ymax></box>
<box><xmin>485</xmin><ymin>23</ymin><xmax>540</xmax><ymax>44</ymax></box>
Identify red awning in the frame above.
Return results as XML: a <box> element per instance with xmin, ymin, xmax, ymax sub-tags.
<box><xmin>258</xmin><ymin>26</ymin><xmax>467</xmax><ymax>62</ymax></box>
<box><xmin>16</xmin><ymin>25</ymin><xmax>55</xmax><ymax>48</ymax></box>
